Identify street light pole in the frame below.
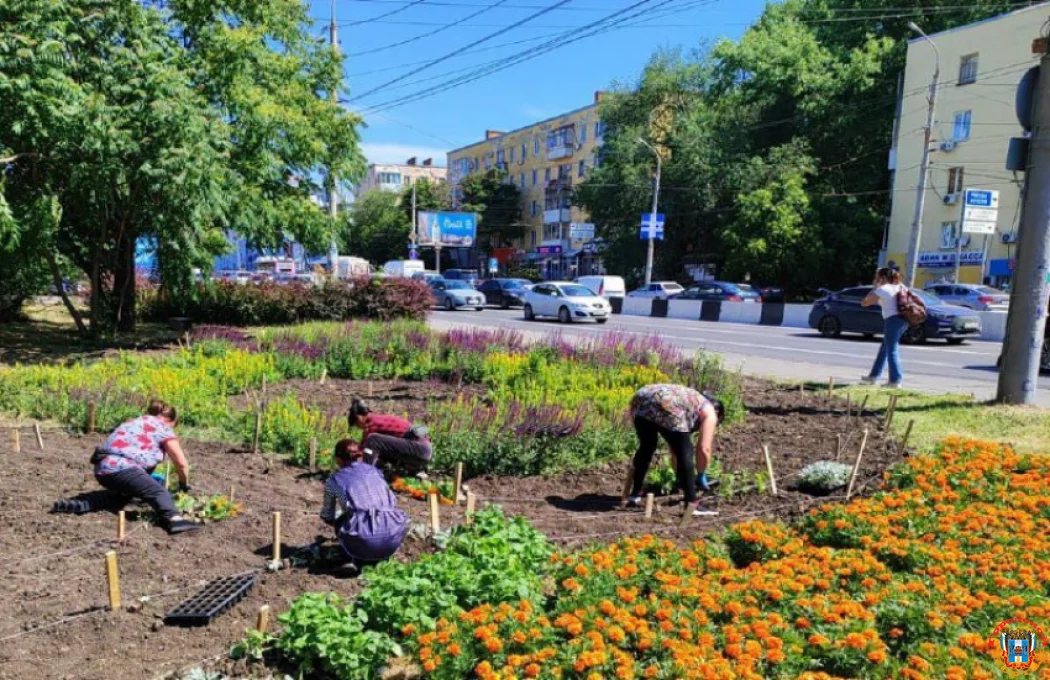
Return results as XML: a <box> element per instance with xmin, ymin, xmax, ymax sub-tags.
<box><xmin>327</xmin><ymin>0</ymin><xmax>341</xmax><ymax>271</ymax></box>
<box><xmin>903</xmin><ymin>22</ymin><xmax>941</xmax><ymax>288</ymax></box>
<box><xmin>638</xmin><ymin>137</ymin><xmax>661</xmax><ymax>286</ymax></box>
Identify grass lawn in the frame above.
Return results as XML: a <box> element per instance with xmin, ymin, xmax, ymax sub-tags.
<box><xmin>839</xmin><ymin>385</ymin><xmax>1050</xmax><ymax>453</ymax></box>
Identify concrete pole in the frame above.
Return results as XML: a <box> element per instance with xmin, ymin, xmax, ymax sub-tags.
<box><xmin>327</xmin><ymin>0</ymin><xmax>340</xmax><ymax>270</ymax></box>
<box><xmin>997</xmin><ymin>49</ymin><xmax>1050</xmax><ymax>405</ymax></box>
<box><xmin>638</xmin><ymin>138</ymin><xmax>661</xmax><ymax>286</ymax></box>
<box><xmin>904</xmin><ymin>24</ymin><xmax>941</xmax><ymax>288</ymax></box>
<box><xmin>411</xmin><ymin>183</ymin><xmax>417</xmax><ymax>258</ymax></box>
<box><xmin>953</xmin><ymin>226</ymin><xmax>964</xmax><ymax>283</ymax></box>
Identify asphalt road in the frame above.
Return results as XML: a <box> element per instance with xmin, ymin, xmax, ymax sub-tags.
<box><xmin>428</xmin><ymin>307</ymin><xmax>1050</xmax><ymax>405</ymax></box>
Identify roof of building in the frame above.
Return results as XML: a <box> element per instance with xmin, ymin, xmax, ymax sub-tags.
<box><xmin>447</xmin><ymin>100</ymin><xmax>601</xmax><ymax>155</ymax></box>
<box><xmin>907</xmin><ymin>1</ymin><xmax>1050</xmax><ymax>43</ymax></box>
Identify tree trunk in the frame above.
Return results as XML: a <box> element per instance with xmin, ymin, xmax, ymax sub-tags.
<box><xmin>113</xmin><ymin>227</ymin><xmax>136</xmax><ymax>333</ymax></box>
<box><xmin>45</xmin><ymin>251</ymin><xmax>88</xmax><ymax>336</ymax></box>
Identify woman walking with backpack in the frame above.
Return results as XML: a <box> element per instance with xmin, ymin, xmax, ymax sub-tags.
<box><xmin>861</xmin><ymin>267</ymin><xmax>912</xmax><ymax>388</ymax></box>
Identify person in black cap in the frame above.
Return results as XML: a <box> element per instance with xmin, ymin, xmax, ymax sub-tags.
<box><xmin>347</xmin><ymin>398</ymin><xmax>432</xmax><ymax>473</ymax></box>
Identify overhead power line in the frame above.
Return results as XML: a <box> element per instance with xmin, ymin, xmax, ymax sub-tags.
<box><xmin>348</xmin><ymin>0</ymin><xmax>570</xmax><ymax>102</ymax></box>
<box><xmin>343</xmin><ymin>0</ymin><xmax>427</xmax><ymax>25</ymax></box>
<box><xmin>345</xmin><ymin>0</ymin><xmax>519</xmax><ymax>57</ymax></box>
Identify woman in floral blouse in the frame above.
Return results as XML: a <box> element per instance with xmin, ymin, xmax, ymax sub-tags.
<box><xmin>627</xmin><ymin>384</ymin><xmax>724</xmax><ymax>515</ymax></box>
<box><xmin>92</xmin><ymin>399</ymin><xmax>199</xmax><ymax>534</ymax></box>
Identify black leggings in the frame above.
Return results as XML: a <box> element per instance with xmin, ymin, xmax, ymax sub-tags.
<box><xmin>631</xmin><ymin>416</ymin><xmax>697</xmax><ymax>504</ymax></box>
<box><xmin>363</xmin><ymin>433</ymin><xmax>432</xmax><ymax>473</ymax></box>
<box><xmin>96</xmin><ymin>467</ymin><xmax>179</xmax><ymax>522</ymax></box>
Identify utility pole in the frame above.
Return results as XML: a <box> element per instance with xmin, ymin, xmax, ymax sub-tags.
<box><xmin>903</xmin><ymin>22</ymin><xmax>941</xmax><ymax>288</ymax></box>
<box><xmin>997</xmin><ymin>43</ymin><xmax>1050</xmax><ymax>405</ymax></box>
<box><xmin>326</xmin><ymin>0</ymin><xmax>340</xmax><ymax>271</ymax></box>
<box><xmin>411</xmin><ymin>183</ymin><xmax>417</xmax><ymax>259</ymax></box>
<box><xmin>638</xmin><ymin>137</ymin><xmax>661</xmax><ymax>286</ymax></box>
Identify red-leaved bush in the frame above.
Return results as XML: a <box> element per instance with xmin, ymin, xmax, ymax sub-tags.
<box><xmin>140</xmin><ymin>278</ymin><xmax>431</xmax><ymax>326</ymax></box>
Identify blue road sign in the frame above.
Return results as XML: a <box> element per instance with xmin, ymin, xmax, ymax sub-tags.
<box><xmin>964</xmin><ymin>190</ymin><xmax>995</xmax><ymax>207</ymax></box>
<box><xmin>640</xmin><ymin>213</ymin><xmax>665</xmax><ymax>240</ymax></box>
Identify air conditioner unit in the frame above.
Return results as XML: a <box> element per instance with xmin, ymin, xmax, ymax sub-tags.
<box><xmin>1002</xmin><ymin>232</ymin><xmax>1018</xmax><ymax>244</ymax></box>
<box><xmin>944</xmin><ymin>193</ymin><xmax>959</xmax><ymax>205</ymax></box>
<box><xmin>940</xmin><ymin>140</ymin><xmax>958</xmax><ymax>153</ymax></box>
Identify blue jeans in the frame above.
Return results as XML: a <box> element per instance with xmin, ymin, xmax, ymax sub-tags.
<box><xmin>869</xmin><ymin>314</ymin><xmax>909</xmax><ymax>383</ymax></box>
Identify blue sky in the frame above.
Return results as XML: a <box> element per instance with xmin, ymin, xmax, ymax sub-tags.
<box><xmin>306</xmin><ymin>0</ymin><xmax>770</xmax><ymax>166</ymax></box>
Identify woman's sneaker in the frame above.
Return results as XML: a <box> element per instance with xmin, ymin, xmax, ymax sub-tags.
<box><xmin>625</xmin><ymin>496</ymin><xmax>643</xmax><ymax>508</ymax></box>
<box><xmin>885</xmin><ymin>381</ymin><xmax>903</xmax><ymax>389</ymax></box>
<box><xmin>165</xmin><ymin>516</ymin><xmax>201</xmax><ymax>535</ymax></box>
<box><xmin>860</xmin><ymin>376</ymin><xmax>877</xmax><ymax>385</ymax></box>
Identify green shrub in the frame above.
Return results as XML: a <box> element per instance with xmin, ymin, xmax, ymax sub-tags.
<box><xmin>796</xmin><ymin>460</ymin><xmax>853</xmax><ymax>495</ymax></box>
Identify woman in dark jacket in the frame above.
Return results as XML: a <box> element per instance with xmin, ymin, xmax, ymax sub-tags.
<box><xmin>320</xmin><ymin>439</ymin><xmax>409</xmax><ymax>565</ymax></box>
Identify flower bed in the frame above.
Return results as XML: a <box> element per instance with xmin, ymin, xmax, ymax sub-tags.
<box><xmin>398</xmin><ymin>438</ymin><xmax>1050</xmax><ymax>679</ymax></box>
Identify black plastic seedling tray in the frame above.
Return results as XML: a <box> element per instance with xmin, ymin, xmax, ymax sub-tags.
<box><xmin>164</xmin><ymin>572</ymin><xmax>257</xmax><ymax>627</ymax></box>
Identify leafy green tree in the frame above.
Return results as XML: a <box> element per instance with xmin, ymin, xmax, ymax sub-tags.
<box><xmin>0</xmin><ymin>0</ymin><xmax>364</xmax><ymax>332</ymax></box>
<box><xmin>343</xmin><ymin>191</ymin><xmax>411</xmax><ymax>265</ymax></box>
<box><xmin>399</xmin><ymin>177</ymin><xmax>451</xmax><ymax>225</ymax></box>
<box><xmin>459</xmin><ymin>169</ymin><xmax>524</xmax><ymax>249</ymax></box>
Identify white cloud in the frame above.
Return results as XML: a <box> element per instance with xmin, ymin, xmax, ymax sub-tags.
<box><xmin>360</xmin><ymin>142</ymin><xmax>449</xmax><ymax>166</ymax></box>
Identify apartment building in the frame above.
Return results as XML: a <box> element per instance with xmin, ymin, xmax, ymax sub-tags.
<box><xmin>446</xmin><ymin>93</ymin><xmax>606</xmax><ymax>279</ymax></box>
<box><xmin>883</xmin><ymin>3</ymin><xmax>1046</xmax><ymax>288</ymax></box>
<box><xmin>356</xmin><ymin>157</ymin><xmax>446</xmax><ymax>195</ymax></box>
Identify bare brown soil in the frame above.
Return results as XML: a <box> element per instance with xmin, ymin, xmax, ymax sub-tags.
<box><xmin>0</xmin><ymin>380</ymin><xmax>901</xmax><ymax>680</ymax></box>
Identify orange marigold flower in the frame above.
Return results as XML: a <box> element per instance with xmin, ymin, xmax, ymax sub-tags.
<box><xmin>525</xmin><ymin>664</ymin><xmax>541</xmax><ymax>678</ymax></box>
<box><xmin>867</xmin><ymin>650</ymin><xmax>887</xmax><ymax>664</ymax></box>
<box><xmin>449</xmin><ymin>643</ymin><xmax>462</xmax><ymax>657</ymax></box>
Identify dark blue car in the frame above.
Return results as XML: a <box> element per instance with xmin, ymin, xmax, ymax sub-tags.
<box><xmin>808</xmin><ymin>286</ymin><xmax>982</xmax><ymax>345</ymax></box>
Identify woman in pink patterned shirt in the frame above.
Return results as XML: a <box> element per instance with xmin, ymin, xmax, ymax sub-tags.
<box><xmin>92</xmin><ymin>400</ymin><xmax>199</xmax><ymax>534</ymax></box>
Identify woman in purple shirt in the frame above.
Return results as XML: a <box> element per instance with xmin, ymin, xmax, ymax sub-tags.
<box><xmin>92</xmin><ymin>400</ymin><xmax>199</xmax><ymax>534</ymax></box>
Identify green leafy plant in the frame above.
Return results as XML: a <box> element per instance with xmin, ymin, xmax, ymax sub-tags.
<box><xmin>172</xmin><ymin>493</ymin><xmax>242</xmax><ymax>523</ymax></box>
<box><xmin>796</xmin><ymin>460</ymin><xmax>854</xmax><ymax>495</ymax></box>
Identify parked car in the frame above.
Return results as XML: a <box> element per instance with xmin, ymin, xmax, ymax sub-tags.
<box><xmin>575</xmin><ymin>275</ymin><xmax>627</xmax><ymax>301</ymax></box>
<box><xmin>755</xmin><ymin>284</ymin><xmax>785</xmax><ymax>303</ymax></box>
<box><xmin>523</xmin><ymin>282</ymin><xmax>610</xmax><ymax>324</ymax></box>
<box><xmin>996</xmin><ymin>303</ymin><xmax>1050</xmax><ymax>374</ymax></box>
<box><xmin>442</xmin><ymin>269</ymin><xmax>481</xmax><ymax>286</ymax></box>
<box><xmin>808</xmin><ymin>286</ymin><xmax>982</xmax><ymax>344</ymax></box>
<box><xmin>671</xmin><ymin>281</ymin><xmax>762</xmax><ymax>303</ymax></box>
<box><xmin>429</xmin><ymin>279</ymin><xmax>485</xmax><ymax>311</ymax></box>
<box><xmin>627</xmin><ymin>281</ymin><xmax>685</xmax><ymax>300</ymax></box>
<box><xmin>477</xmin><ymin>278</ymin><xmax>532</xmax><ymax>308</ymax></box>
<box><xmin>924</xmin><ymin>283</ymin><xmax>1009</xmax><ymax>311</ymax></box>
<box><xmin>411</xmin><ymin>270</ymin><xmax>443</xmax><ymax>284</ymax></box>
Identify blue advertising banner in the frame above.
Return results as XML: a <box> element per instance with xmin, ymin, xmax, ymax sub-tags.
<box><xmin>418</xmin><ymin>211</ymin><xmax>478</xmax><ymax>247</ymax></box>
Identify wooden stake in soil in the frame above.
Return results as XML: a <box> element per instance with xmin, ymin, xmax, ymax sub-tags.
<box><xmin>762</xmin><ymin>444</ymin><xmax>779</xmax><ymax>496</ymax></box>
<box><xmin>12</xmin><ymin>429</ymin><xmax>19</xmax><ymax>454</ymax></box>
<box><xmin>368</xmin><ymin>381</ymin><xmax>374</xmax><ymax>398</ymax></box>
<box><xmin>87</xmin><ymin>401</ymin><xmax>97</xmax><ymax>434</ymax></box>
<box><xmin>465</xmin><ymin>490</ymin><xmax>477</xmax><ymax>524</ymax></box>
<box><xmin>271</xmin><ymin>512</ymin><xmax>282</xmax><ymax>565</ymax></box>
<box><xmin>858</xmin><ymin>395</ymin><xmax>870</xmax><ymax>418</ymax></box>
<box><xmin>253</xmin><ymin>411</ymin><xmax>263</xmax><ymax>455</ymax></box>
<box><xmin>453</xmin><ymin>462</ymin><xmax>464</xmax><ymax>506</ymax></box>
<box><xmin>256</xmin><ymin>605</ymin><xmax>271</xmax><ymax>634</ymax></box>
<box><xmin>319</xmin><ymin>368</ymin><xmax>327</xmax><ymax>385</ymax></box>
<box><xmin>117</xmin><ymin>511</ymin><xmax>126</xmax><ymax>542</ymax></box>
<box><xmin>846</xmin><ymin>393</ymin><xmax>852</xmax><ymax>419</ymax></box>
<box><xmin>105</xmin><ymin>551</ymin><xmax>121</xmax><ymax>611</ymax></box>
<box><xmin>34</xmin><ymin>423</ymin><xmax>43</xmax><ymax>450</ymax></box>
<box><xmin>885</xmin><ymin>395</ymin><xmax>899</xmax><ymax>428</ymax></box>
<box><xmin>229</xmin><ymin>486</ymin><xmax>235</xmax><ymax>504</ymax></box>
<box><xmin>644</xmin><ymin>493</ymin><xmax>655</xmax><ymax>519</ymax></box>
<box><xmin>901</xmin><ymin>419</ymin><xmax>915</xmax><ymax>451</ymax></box>
<box><xmin>428</xmin><ymin>491</ymin><xmax>440</xmax><ymax>533</ymax></box>
<box><xmin>846</xmin><ymin>428</ymin><xmax>869</xmax><ymax>501</ymax></box>
<box><xmin>827</xmin><ymin>377</ymin><xmax>835</xmax><ymax>399</ymax></box>
<box><xmin>308</xmin><ymin>437</ymin><xmax>318</xmax><ymax>473</ymax></box>
<box><xmin>619</xmin><ymin>463</ymin><xmax>635</xmax><ymax>507</ymax></box>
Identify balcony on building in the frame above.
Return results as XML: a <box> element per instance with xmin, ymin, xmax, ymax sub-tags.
<box><xmin>547</xmin><ymin>124</ymin><xmax>576</xmax><ymax>161</ymax></box>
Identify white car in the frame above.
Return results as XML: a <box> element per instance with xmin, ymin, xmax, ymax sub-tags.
<box><xmin>575</xmin><ymin>275</ymin><xmax>626</xmax><ymax>301</ymax></box>
<box><xmin>430</xmin><ymin>279</ymin><xmax>485</xmax><ymax>311</ymax></box>
<box><xmin>627</xmin><ymin>281</ymin><xmax>684</xmax><ymax>300</ymax></box>
<box><xmin>523</xmin><ymin>282</ymin><xmax>610</xmax><ymax>324</ymax></box>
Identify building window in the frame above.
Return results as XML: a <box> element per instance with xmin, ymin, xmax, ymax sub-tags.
<box><xmin>595</xmin><ymin>122</ymin><xmax>605</xmax><ymax>139</ymax></box>
<box><xmin>593</xmin><ymin>153</ymin><xmax>601</xmax><ymax>169</ymax></box>
<box><xmin>474</xmin><ymin>157</ymin><xmax>480</xmax><ymax>171</ymax></box>
<box><xmin>559</xmin><ymin>163</ymin><xmax>572</xmax><ymax>180</ymax></box>
<box><xmin>521</xmin><ymin>143</ymin><xmax>527</xmax><ymax>159</ymax></box>
<box><xmin>940</xmin><ymin>221</ymin><xmax>958</xmax><ymax>250</ymax></box>
<box><xmin>947</xmin><ymin>167</ymin><xmax>964</xmax><ymax>195</ymax></box>
<box><xmin>958</xmin><ymin>54</ymin><xmax>978</xmax><ymax>86</ymax></box>
<box><xmin>534</xmin><ymin>137</ymin><xmax>540</xmax><ymax>154</ymax></box>
<box><xmin>377</xmin><ymin>172</ymin><xmax>402</xmax><ymax>185</ymax></box>
<box><xmin>532</xmin><ymin>169</ymin><xmax>538</xmax><ymax>186</ymax></box>
<box><xmin>509</xmin><ymin>147</ymin><xmax>515</xmax><ymax>163</ymax></box>
<box><xmin>531</xmin><ymin>200</ymin><xmax>537</xmax><ymax>217</ymax></box>
<box><xmin>953</xmin><ymin>110</ymin><xmax>971</xmax><ymax>141</ymax></box>
<box><xmin>530</xmin><ymin>231</ymin><xmax>536</xmax><ymax>247</ymax></box>
<box><xmin>520</xmin><ymin>172</ymin><xmax>526</xmax><ymax>188</ymax></box>
<box><xmin>497</xmin><ymin>148</ymin><xmax>505</xmax><ymax>164</ymax></box>
<box><xmin>547</xmin><ymin>126</ymin><xmax>574</xmax><ymax>150</ymax></box>
<box><xmin>578</xmin><ymin>160</ymin><xmax>586</xmax><ymax>177</ymax></box>
<box><xmin>544</xmin><ymin>168</ymin><xmax>551</xmax><ymax>182</ymax></box>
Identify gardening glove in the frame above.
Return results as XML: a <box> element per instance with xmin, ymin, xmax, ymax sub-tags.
<box><xmin>177</xmin><ymin>482</ymin><xmax>191</xmax><ymax>494</ymax></box>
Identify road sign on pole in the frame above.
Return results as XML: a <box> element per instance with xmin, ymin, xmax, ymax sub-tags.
<box><xmin>640</xmin><ymin>213</ymin><xmax>665</xmax><ymax>240</ymax></box>
<box><xmin>961</xmin><ymin>189</ymin><xmax>1000</xmax><ymax>234</ymax></box>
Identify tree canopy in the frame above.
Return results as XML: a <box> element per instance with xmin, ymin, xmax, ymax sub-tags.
<box><xmin>0</xmin><ymin>0</ymin><xmax>365</xmax><ymax>332</ymax></box>
<box><xmin>343</xmin><ymin>190</ymin><xmax>411</xmax><ymax>265</ymax></box>
<box><xmin>459</xmin><ymin>169</ymin><xmax>524</xmax><ymax>249</ymax></box>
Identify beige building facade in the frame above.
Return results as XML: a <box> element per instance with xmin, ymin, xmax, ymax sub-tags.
<box><xmin>884</xmin><ymin>3</ymin><xmax>1046</xmax><ymax>288</ymax></box>
<box><xmin>446</xmin><ymin>93</ymin><xmax>606</xmax><ymax>279</ymax></box>
<box><xmin>356</xmin><ymin>158</ymin><xmax>446</xmax><ymax>196</ymax></box>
